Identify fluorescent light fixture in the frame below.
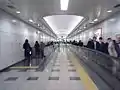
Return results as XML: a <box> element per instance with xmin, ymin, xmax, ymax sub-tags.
<box><xmin>38</xmin><ymin>24</ymin><xmax>40</xmax><ymax>26</ymax></box>
<box><xmin>84</xmin><ymin>26</ymin><xmax>86</xmax><ymax>29</ymax></box>
<box><xmin>94</xmin><ymin>19</ymin><xmax>98</xmax><ymax>22</ymax></box>
<box><xmin>108</xmin><ymin>18</ymin><xmax>116</xmax><ymax>22</ymax></box>
<box><xmin>107</xmin><ymin>10</ymin><xmax>112</xmax><ymax>13</ymax></box>
<box><xmin>38</xmin><ymin>31</ymin><xmax>40</xmax><ymax>34</ymax></box>
<box><xmin>12</xmin><ymin>20</ymin><xmax>17</xmax><ymax>23</ymax></box>
<box><xmin>16</xmin><ymin>11</ymin><xmax>20</xmax><ymax>14</ymax></box>
<box><xmin>90</xmin><ymin>21</ymin><xmax>94</xmax><ymax>24</ymax></box>
<box><xmin>29</xmin><ymin>19</ymin><xmax>33</xmax><ymax>22</ymax></box>
<box><xmin>60</xmin><ymin>0</ymin><xmax>69</xmax><ymax>10</ymax></box>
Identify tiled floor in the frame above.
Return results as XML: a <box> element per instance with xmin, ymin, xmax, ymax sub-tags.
<box><xmin>46</xmin><ymin>47</ymin><xmax>85</xmax><ymax>90</ymax></box>
<box><xmin>0</xmin><ymin>46</ymin><xmax>85</xmax><ymax>90</ymax></box>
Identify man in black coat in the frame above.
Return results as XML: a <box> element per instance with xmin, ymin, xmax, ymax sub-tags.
<box><xmin>23</xmin><ymin>39</ymin><xmax>32</xmax><ymax>66</ymax></box>
<box><xmin>99</xmin><ymin>37</ymin><xmax>106</xmax><ymax>53</ymax></box>
<box><xmin>87</xmin><ymin>37</ymin><xmax>100</xmax><ymax>51</ymax></box>
<box><xmin>87</xmin><ymin>38</ymin><xmax>94</xmax><ymax>49</ymax></box>
<box><xmin>78</xmin><ymin>40</ymin><xmax>83</xmax><ymax>47</ymax></box>
<box><xmin>93</xmin><ymin>37</ymin><xmax>100</xmax><ymax>51</ymax></box>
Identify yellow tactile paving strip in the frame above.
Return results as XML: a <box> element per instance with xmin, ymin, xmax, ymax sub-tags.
<box><xmin>68</xmin><ymin>51</ymin><xmax>98</xmax><ymax>90</ymax></box>
<box><xmin>10</xmin><ymin>66</ymin><xmax>39</xmax><ymax>69</ymax></box>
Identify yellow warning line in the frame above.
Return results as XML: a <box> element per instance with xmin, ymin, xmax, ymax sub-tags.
<box><xmin>68</xmin><ymin>52</ymin><xmax>98</xmax><ymax>90</ymax></box>
<box><xmin>10</xmin><ymin>66</ymin><xmax>39</xmax><ymax>69</ymax></box>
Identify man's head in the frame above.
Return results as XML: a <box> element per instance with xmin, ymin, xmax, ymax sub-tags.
<box><xmin>93</xmin><ymin>37</ymin><xmax>97</xmax><ymax>41</ymax></box>
<box><xmin>25</xmin><ymin>39</ymin><xmax>28</xmax><ymax>43</ymax></box>
<box><xmin>36</xmin><ymin>41</ymin><xmax>38</xmax><ymax>44</ymax></box>
<box><xmin>107</xmin><ymin>38</ymin><xmax>112</xmax><ymax>42</ymax></box>
<box><xmin>99</xmin><ymin>37</ymin><xmax>103</xmax><ymax>42</ymax></box>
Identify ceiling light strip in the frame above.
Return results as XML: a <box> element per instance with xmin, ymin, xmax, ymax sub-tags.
<box><xmin>107</xmin><ymin>10</ymin><xmax>112</xmax><ymax>13</ymax></box>
<box><xmin>16</xmin><ymin>11</ymin><xmax>20</xmax><ymax>14</ymax></box>
<box><xmin>60</xmin><ymin>0</ymin><xmax>69</xmax><ymax>10</ymax></box>
<box><xmin>94</xmin><ymin>19</ymin><xmax>98</xmax><ymax>22</ymax></box>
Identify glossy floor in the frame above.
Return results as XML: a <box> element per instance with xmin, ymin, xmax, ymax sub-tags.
<box><xmin>0</xmin><ymin>45</ymin><xmax>85</xmax><ymax>90</ymax></box>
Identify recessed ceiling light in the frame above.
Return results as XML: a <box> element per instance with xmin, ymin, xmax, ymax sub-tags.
<box><xmin>38</xmin><ymin>24</ymin><xmax>40</xmax><ymax>26</ymax></box>
<box><xmin>94</xmin><ymin>19</ymin><xmax>98</xmax><ymax>22</ymax></box>
<box><xmin>108</xmin><ymin>18</ymin><xmax>116</xmax><ymax>22</ymax></box>
<box><xmin>84</xmin><ymin>26</ymin><xmax>86</xmax><ymax>29</ymax></box>
<box><xmin>90</xmin><ymin>21</ymin><xmax>94</xmax><ymax>24</ymax></box>
<box><xmin>38</xmin><ymin>31</ymin><xmax>40</xmax><ymax>34</ymax></box>
<box><xmin>107</xmin><ymin>10</ymin><xmax>112</xmax><ymax>13</ymax></box>
<box><xmin>12</xmin><ymin>20</ymin><xmax>17</xmax><ymax>23</ymax></box>
<box><xmin>29</xmin><ymin>19</ymin><xmax>33</xmax><ymax>22</ymax></box>
<box><xmin>16</xmin><ymin>11</ymin><xmax>20</xmax><ymax>14</ymax></box>
<box><xmin>60</xmin><ymin>0</ymin><xmax>69</xmax><ymax>10</ymax></box>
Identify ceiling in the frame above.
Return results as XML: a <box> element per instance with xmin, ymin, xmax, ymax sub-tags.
<box><xmin>0</xmin><ymin>0</ymin><xmax>120</xmax><ymax>38</ymax></box>
<box><xmin>43</xmin><ymin>15</ymin><xmax>83</xmax><ymax>37</ymax></box>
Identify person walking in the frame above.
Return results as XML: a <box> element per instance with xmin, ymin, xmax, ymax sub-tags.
<box><xmin>34</xmin><ymin>41</ymin><xmax>40</xmax><ymax>57</ymax></box>
<box><xmin>113</xmin><ymin>40</ymin><xmax>120</xmax><ymax>57</ymax></box>
<box><xmin>34</xmin><ymin>41</ymin><xmax>40</xmax><ymax>65</ymax></box>
<box><xmin>107</xmin><ymin>38</ymin><xmax>117</xmax><ymax>57</ymax></box>
<box><xmin>87</xmin><ymin>37</ymin><xmax>100</xmax><ymax>50</ymax></box>
<box><xmin>23</xmin><ymin>39</ymin><xmax>32</xmax><ymax>66</ymax></box>
<box><xmin>40</xmin><ymin>42</ymin><xmax>45</xmax><ymax>59</ymax></box>
<box><xmin>99</xmin><ymin>37</ymin><xmax>106</xmax><ymax>53</ymax></box>
<box><xmin>93</xmin><ymin>37</ymin><xmax>100</xmax><ymax>51</ymax></box>
<box><xmin>87</xmin><ymin>38</ymin><xmax>94</xmax><ymax>49</ymax></box>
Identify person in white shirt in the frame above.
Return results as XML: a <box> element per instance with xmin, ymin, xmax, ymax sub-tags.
<box><xmin>107</xmin><ymin>38</ymin><xmax>117</xmax><ymax>57</ymax></box>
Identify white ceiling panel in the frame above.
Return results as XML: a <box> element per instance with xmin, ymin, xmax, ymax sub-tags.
<box><xmin>0</xmin><ymin>0</ymin><xmax>120</xmax><ymax>37</ymax></box>
<box><xmin>43</xmin><ymin>15</ymin><xmax>83</xmax><ymax>36</ymax></box>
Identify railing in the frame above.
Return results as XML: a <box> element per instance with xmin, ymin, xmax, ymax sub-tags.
<box><xmin>32</xmin><ymin>44</ymin><xmax>57</xmax><ymax>58</ymax></box>
<box><xmin>70</xmin><ymin>45</ymin><xmax>120</xmax><ymax>78</ymax></box>
<box><xmin>69</xmin><ymin>45</ymin><xmax>120</xmax><ymax>90</ymax></box>
<box><xmin>13</xmin><ymin>44</ymin><xmax>57</xmax><ymax>67</ymax></box>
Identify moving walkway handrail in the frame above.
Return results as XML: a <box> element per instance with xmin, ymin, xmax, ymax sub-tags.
<box><xmin>81</xmin><ymin>46</ymin><xmax>120</xmax><ymax>60</ymax></box>
<box><xmin>70</xmin><ymin>45</ymin><xmax>120</xmax><ymax>90</ymax></box>
<box><xmin>71</xmin><ymin>45</ymin><xmax>120</xmax><ymax>78</ymax></box>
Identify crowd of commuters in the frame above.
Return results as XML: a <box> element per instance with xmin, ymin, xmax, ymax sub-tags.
<box><xmin>70</xmin><ymin>36</ymin><xmax>120</xmax><ymax>58</ymax></box>
<box><xmin>23</xmin><ymin>37</ymin><xmax>120</xmax><ymax>60</ymax></box>
<box><xmin>23</xmin><ymin>39</ymin><xmax>55</xmax><ymax>66</ymax></box>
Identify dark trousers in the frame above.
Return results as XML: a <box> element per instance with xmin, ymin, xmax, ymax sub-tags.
<box><xmin>40</xmin><ymin>50</ymin><xmax>44</xmax><ymax>59</ymax></box>
<box><xmin>24</xmin><ymin>57</ymin><xmax>31</xmax><ymax>66</ymax></box>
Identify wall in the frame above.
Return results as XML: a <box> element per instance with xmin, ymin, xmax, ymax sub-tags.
<box><xmin>0</xmin><ymin>9</ymin><xmax>41</xmax><ymax>70</ymax></box>
<box><xmin>77</xmin><ymin>12</ymin><xmax>120</xmax><ymax>45</ymax></box>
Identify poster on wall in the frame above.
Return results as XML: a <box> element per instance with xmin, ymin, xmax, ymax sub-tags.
<box><xmin>94</xmin><ymin>28</ymin><xmax>102</xmax><ymax>40</ymax></box>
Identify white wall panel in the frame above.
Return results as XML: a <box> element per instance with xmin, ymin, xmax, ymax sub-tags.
<box><xmin>77</xmin><ymin>12</ymin><xmax>120</xmax><ymax>45</ymax></box>
<box><xmin>0</xmin><ymin>10</ymin><xmax>41</xmax><ymax>70</ymax></box>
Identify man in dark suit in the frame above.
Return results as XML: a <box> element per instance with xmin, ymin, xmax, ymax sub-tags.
<box><xmin>87</xmin><ymin>38</ymin><xmax>94</xmax><ymax>49</ymax></box>
<box><xmin>93</xmin><ymin>36</ymin><xmax>100</xmax><ymax>51</ymax></box>
<box><xmin>78</xmin><ymin>40</ymin><xmax>83</xmax><ymax>47</ymax></box>
<box><xmin>87</xmin><ymin>37</ymin><xmax>100</xmax><ymax>50</ymax></box>
<box><xmin>99</xmin><ymin>37</ymin><xmax>106</xmax><ymax>53</ymax></box>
